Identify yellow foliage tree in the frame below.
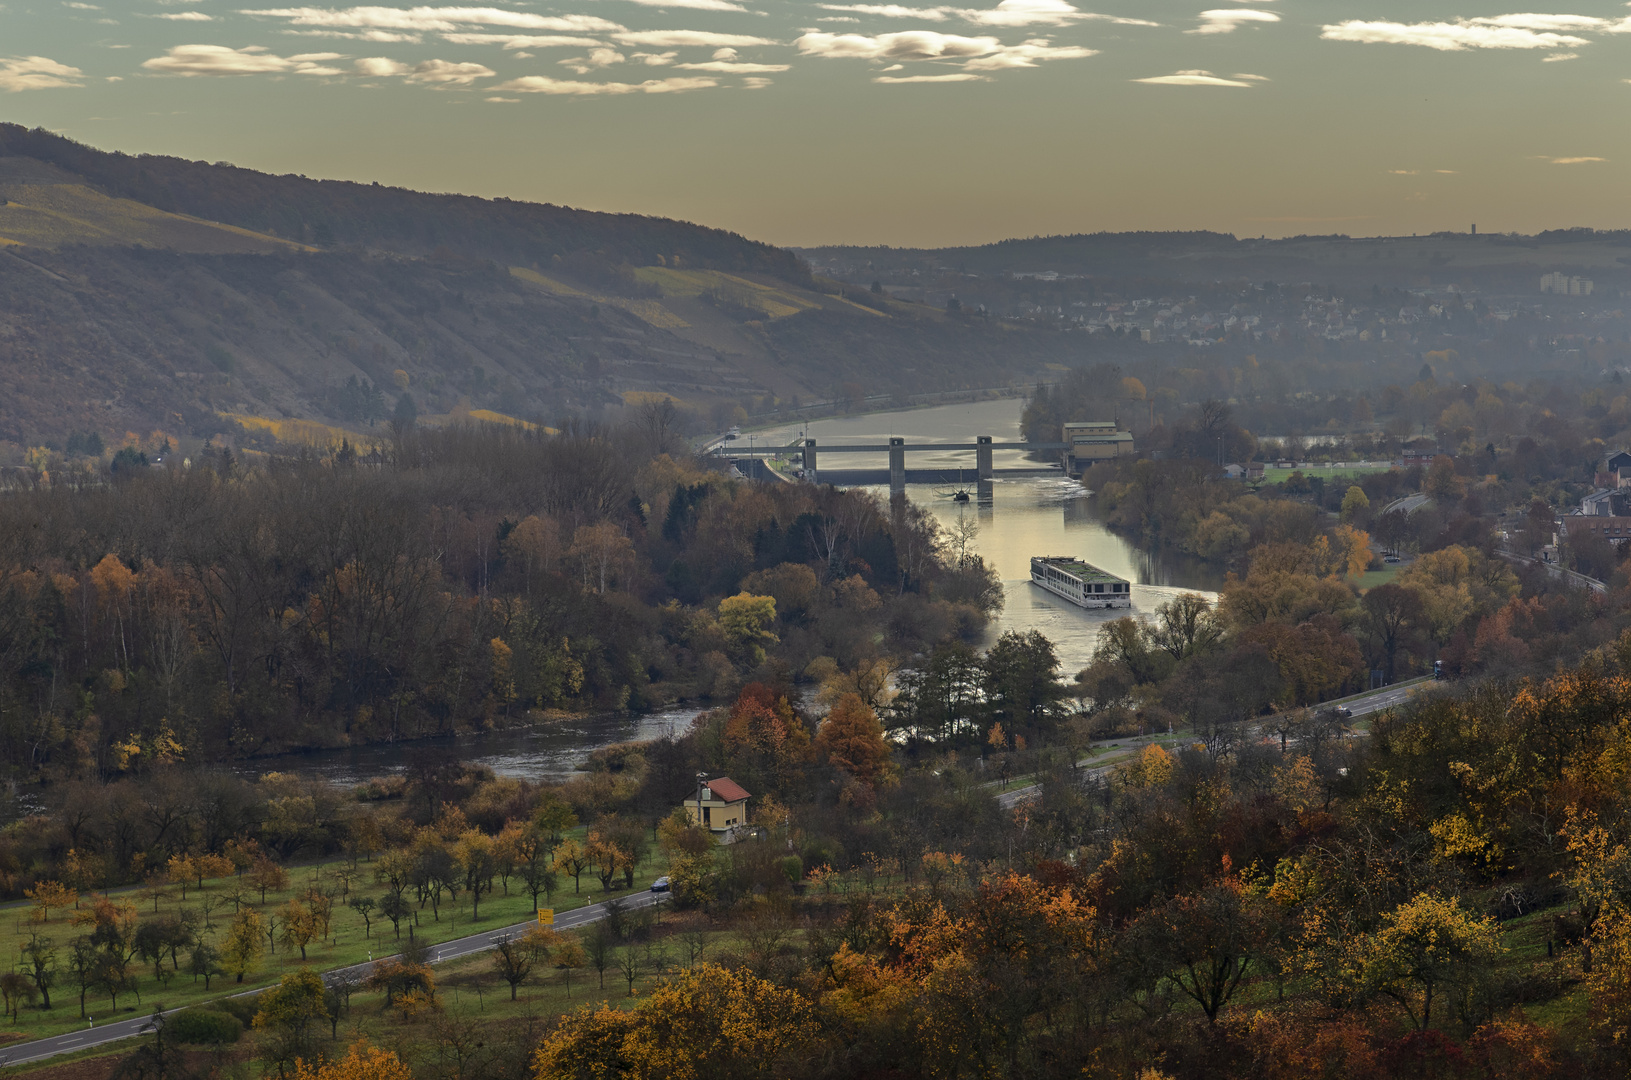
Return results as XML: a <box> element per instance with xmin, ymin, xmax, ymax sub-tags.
<box><xmin>293</xmin><ymin>1041</ymin><xmax>415</xmax><ymax>1080</ymax></box>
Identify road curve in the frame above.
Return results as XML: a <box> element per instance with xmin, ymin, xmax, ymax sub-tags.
<box><xmin>995</xmin><ymin>678</ymin><xmax>1432</xmax><ymax>809</ymax></box>
<box><xmin>0</xmin><ymin>890</ymin><xmax>669</xmax><ymax>1068</ymax></box>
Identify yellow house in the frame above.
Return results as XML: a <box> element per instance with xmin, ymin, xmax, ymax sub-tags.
<box><xmin>683</xmin><ymin>777</ymin><xmax>752</xmax><ymax>833</ymax></box>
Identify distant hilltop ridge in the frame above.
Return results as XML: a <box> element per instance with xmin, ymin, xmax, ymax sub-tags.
<box><xmin>798</xmin><ymin>227</ymin><xmax>1631</xmax><ymax>289</ymax></box>
<box><xmin>0</xmin><ymin>123</ymin><xmax>806</xmax><ymax>282</ymax></box>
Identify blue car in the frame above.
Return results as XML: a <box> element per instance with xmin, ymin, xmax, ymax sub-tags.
<box><xmin>650</xmin><ymin>876</ymin><xmax>671</xmax><ymax>893</ymax></box>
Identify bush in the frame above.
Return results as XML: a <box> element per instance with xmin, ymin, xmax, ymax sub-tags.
<box><xmin>168</xmin><ymin>1008</ymin><xmax>242</xmax><ymax>1045</ymax></box>
<box><xmin>209</xmin><ymin>995</ymin><xmax>259</xmax><ymax>1027</ymax></box>
<box><xmin>777</xmin><ymin>854</ymin><xmax>803</xmax><ymax>885</ymax></box>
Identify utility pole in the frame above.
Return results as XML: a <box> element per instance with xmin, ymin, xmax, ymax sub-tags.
<box><xmin>695</xmin><ymin>772</ymin><xmax>707</xmax><ymax>830</ymax></box>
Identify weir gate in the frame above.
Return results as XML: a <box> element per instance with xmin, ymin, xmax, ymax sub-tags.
<box><xmin>714</xmin><ymin>436</ymin><xmax>1071</xmax><ymax>496</ymax></box>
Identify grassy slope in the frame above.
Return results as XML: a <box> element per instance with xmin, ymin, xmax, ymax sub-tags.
<box><xmin>0</xmin><ymin>829</ymin><xmax>667</xmax><ymax>1043</ymax></box>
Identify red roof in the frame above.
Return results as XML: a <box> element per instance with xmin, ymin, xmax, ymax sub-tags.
<box><xmin>706</xmin><ymin>777</ymin><xmax>752</xmax><ymax>803</ymax></box>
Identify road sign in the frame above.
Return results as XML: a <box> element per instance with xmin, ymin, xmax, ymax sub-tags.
<box><xmin>538</xmin><ymin>908</ymin><xmax>554</xmax><ymax>925</ymax></box>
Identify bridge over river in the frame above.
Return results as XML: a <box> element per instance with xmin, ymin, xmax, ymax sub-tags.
<box><xmin>713</xmin><ymin>436</ymin><xmax>1070</xmax><ymax>495</ymax></box>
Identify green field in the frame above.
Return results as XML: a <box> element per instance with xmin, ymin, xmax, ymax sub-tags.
<box><xmin>1261</xmin><ymin>464</ymin><xmax>1395</xmax><ymax>484</ymax></box>
<box><xmin>0</xmin><ymin>829</ymin><xmax>668</xmax><ymax>1045</ymax></box>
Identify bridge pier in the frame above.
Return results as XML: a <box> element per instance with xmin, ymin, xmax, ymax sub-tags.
<box><xmin>889</xmin><ymin>438</ymin><xmax>906</xmax><ymax>496</ymax></box>
<box><xmin>975</xmin><ymin>436</ymin><xmax>993</xmax><ymax>480</ymax></box>
<box><xmin>802</xmin><ymin>439</ymin><xmax>817</xmax><ymax>482</ymax></box>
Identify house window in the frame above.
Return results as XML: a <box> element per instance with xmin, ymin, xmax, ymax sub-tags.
<box><xmin>703</xmin><ymin>806</ymin><xmax>712</xmax><ymax>825</ymax></box>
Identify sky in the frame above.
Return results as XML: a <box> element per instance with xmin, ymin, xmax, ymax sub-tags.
<box><xmin>0</xmin><ymin>0</ymin><xmax>1628</xmax><ymax>247</ymax></box>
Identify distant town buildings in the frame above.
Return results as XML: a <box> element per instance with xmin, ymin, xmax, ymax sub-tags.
<box><xmin>1542</xmin><ymin>272</ymin><xmax>1593</xmax><ymax>296</ymax></box>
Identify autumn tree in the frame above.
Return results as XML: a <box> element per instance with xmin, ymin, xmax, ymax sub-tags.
<box><xmin>292</xmin><ymin>1040</ymin><xmax>415</xmax><ymax>1080</ymax></box>
<box><xmin>25</xmin><ymin>880</ymin><xmax>76</xmax><ymax>923</ymax></box>
<box><xmin>255</xmin><ymin>968</ymin><xmax>330</xmax><ymax>1068</ymax></box>
<box><xmin>221</xmin><ymin>907</ymin><xmax>265</xmax><ymax>983</ymax></box>
<box><xmin>815</xmin><ymin>693</ymin><xmax>894</xmax><ymax>789</ymax></box>
<box><xmin>1358</xmin><ymin>892</ymin><xmax>1501</xmax><ymax>1030</ymax></box>
<box><xmin>554</xmin><ymin>839</ymin><xmax>592</xmax><ymax>895</ymax></box>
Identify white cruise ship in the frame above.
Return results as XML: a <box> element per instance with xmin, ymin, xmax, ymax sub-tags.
<box><xmin>1030</xmin><ymin>556</ymin><xmax>1132</xmax><ymax>609</ymax></box>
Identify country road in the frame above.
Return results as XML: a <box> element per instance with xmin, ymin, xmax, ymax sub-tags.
<box><xmin>0</xmin><ymin>890</ymin><xmax>669</xmax><ymax>1068</ymax></box>
<box><xmin>995</xmin><ymin>677</ymin><xmax>1433</xmax><ymax>809</ymax></box>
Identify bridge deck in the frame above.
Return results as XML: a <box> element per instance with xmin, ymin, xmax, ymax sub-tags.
<box><xmin>716</xmin><ymin>442</ymin><xmax>1068</xmax><ymax>456</ymax></box>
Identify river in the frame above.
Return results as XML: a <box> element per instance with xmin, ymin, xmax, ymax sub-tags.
<box><xmin>244</xmin><ymin>398</ymin><xmax>1220</xmax><ymax>787</ymax></box>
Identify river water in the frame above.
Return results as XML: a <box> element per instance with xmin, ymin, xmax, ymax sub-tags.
<box><xmin>245</xmin><ymin>398</ymin><xmax>1220</xmax><ymax>787</ymax></box>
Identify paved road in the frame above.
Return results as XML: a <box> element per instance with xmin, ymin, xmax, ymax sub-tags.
<box><xmin>0</xmin><ymin>890</ymin><xmax>669</xmax><ymax>1068</ymax></box>
<box><xmin>1499</xmin><ymin>548</ymin><xmax>1606</xmax><ymax>595</ymax></box>
<box><xmin>994</xmin><ymin>677</ymin><xmax>1433</xmax><ymax>809</ymax></box>
<box><xmin>1381</xmin><ymin>493</ymin><xmax>1433</xmax><ymax>516</ymax></box>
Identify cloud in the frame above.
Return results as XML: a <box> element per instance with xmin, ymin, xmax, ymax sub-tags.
<box><xmin>63</xmin><ymin>2</ymin><xmax>101</xmax><ymax>9</ymax></box>
<box><xmin>285</xmin><ymin>28</ymin><xmax>425</xmax><ymax>40</ymax></box>
<box><xmin>1134</xmin><ymin>68</ymin><xmax>1256</xmax><ymax>85</ymax></box>
<box><xmin>0</xmin><ymin>56</ymin><xmax>86</xmax><ymax>91</ymax></box>
<box><xmin>631</xmin><ymin>50</ymin><xmax>678</xmax><ymax>63</ymax></box>
<box><xmin>820</xmin><ymin>3</ymin><xmax>950</xmax><ymax>18</ymax></box>
<box><xmin>405</xmin><ymin>57</ymin><xmax>493</xmax><ymax>81</ymax></box>
<box><xmin>819</xmin><ymin>0</ymin><xmax>1155</xmax><ymax>24</ymax></box>
<box><xmin>354</xmin><ymin>55</ymin><xmax>408</xmax><ymax>74</ymax></box>
<box><xmin>675</xmin><ymin>59</ymin><xmax>791</xmax><ymax>70</ymax></box>
<box><xmin>142</xmin><ymin>44</ymin><xmax>347</xmax><ymax>75</ymax></box>
<box><xmin>962</xmin><ymin>38</ymin><xmax>1096</xmax><ymax>67</ymax></box>
<box><xmin>352</xmin><ymin>55</ymin><xmax>492</xmax><ymax>80</ymax></box>
<box><xmin>610</xmin><ymin>0</ymin><xmax>749</xmax><ymax>9</ymax></box>
<box><xmin>1387</xmin><ymin>169</ymin><xmax>1418</xmax><ymax>174</ymax></box>
<box><xmin>441</xmin><ymin>33</ymin><xmax>606</xmax><ymax>48</ymax></box>
<box><xmin>491</xmin><ymin>73</ymin><xmax>719</xmax><ymax>92</ymax></box>
<box><xmin>796</xmin><ymin>30</ymin><xmax>1002</xmax><ymax>59</ymax></box>
<box><xmin>243</xmin><ymin>7</ymin><xmax>627</xmax><ymax>33</ymax></box>
<box><xmin>1546</xmin><ymin>155</ymin><xmax>1604</xmax><ymax>164</ymax></box>
<box><xmin>485</xmin><ymin>94</ymin><xmax>518</xmax><ymax>100</ymax></box>
<box><xmin>560</xmin><ymin>47</ymin><xmax>624</xmax><ymax>72</ymax></box>
<box><xmin>1542</xmin><ymin>50</ymin><xmax>1578</xmax><ymax>59</ymax></box>
<box><xmin>873</xmin><ymin>71</ymin><xmax>985</xmax><ymax>80</ymax></box>
<box><xmin>1190</xmin><ymin>9</ymin><xmax>1278</xmax><ymax>34</ymax></box>
<box><xmin>610</xmin><ymin>30</ymin><xmax>777</xmax><ymax>47</ymax></box>
<box><xmin>741</xmin><ymin>75</ymin><xmax>773</xmax><ymax>87</ymax></box>
<box><xmin>1319</xmin><ymin>19</ymin><xmax>1589</xmax><ymax>50</ymax></box>
<box><xmin>1435</xmin><ymin>169</ymin><xmax>1457</xmax><ymax>173</ymax></box>
<box><xmin>153</xmin><ymin>10</ymin><xmax>214</xmax><ymax>18</ymax></box>
<box><xmin>1230</xmin><ymin>72</ymin><xmax>1268</xmax><ymax>79</ymax></box>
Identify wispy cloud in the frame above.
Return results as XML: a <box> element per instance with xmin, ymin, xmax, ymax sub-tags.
<box><xmin>142</xmin><ymin>44</ymin><xmax>348</xmax><ymax>75</ymax></box>
<box><xmin>1387</xmin><ymin>169</ymin><xmax>1419</xmax><ymax>175</ymax></box>
<box><xmin>962</xmin><ymin>39</ymin><xmax>1096</xmax><ymax>68</ymax></box>
<box><xmin>962</xmin><ymin>0</ymin><xmax>1108</xmax><ymax>27</ymax></box>
<box><xmin>819</xmin><ymin>0</ymin><xmax>1156</xmax><ymax>25</ymax></box>
<box><xmin>821</xmin><ymin>3</ymin><xmax>950</xmax><ymax>18</ymax></box>
<box><xmin>675</xmin><ymin>59</ymin><xmax>790</xmax><ymax>71</ymax></box>
<box><xmin>352</xmin><ymin>55</ymin><xmax>494</xmax><ymax>80</ymax></box>
<box><xmin>611</xmin><ymin>30</ymin><xmax>778</xmax><ymax>47</ymax></box>
<box><xmin>1134</xmin><ymin>68</ymin><xmax>1256</xmax><ymax>86</ymax></box>
<box><xmin>441</xmin><ymin>33</ymin><xmax>606</xmax><ymax>48</ymax></box>
<box><xmin>1544</xmin><ymin>155</ymin><xmax>1605</xmax><ymax>164</ymax></box>
<box><xmin>0</xmin><ymin>55</ymin><xmax>86</xmax><ymax>91</ymax></box>
<box><xmin>243</xmin><ymin>7</ymin><xmax>627</xmax><ymax>34</ymax></box>
<box><xmin>611</xmin><ymin>0</ymin><xmax>749</xmax><ymax>10</ymax></box>
<box><xmin>152</xmin><ymin>10</ymin><xmax>214</xmax><ymax>19</ymax></box>
<box><xmin>404</xmin><ymin>57</ymin><xmax>493</xmax><ymax>81</ymax></box>
<box><xmin>1319</xmin><ymin>19</ymin><xmax>1591</xmax><ymax>50</ymax></box>
<box><xmin>1189</xmin><ymin>9</ymin><xmax>1278</xmax><ymax>34</ymax></box>
<box><xmin>873</xmin><ymin>71</ymin><xmax>985</xmax><ymax>80</ymax></box>
<box><xmin>796</xmin><ymin>30</ymin><xmax>1001</xmax><ymax>59</ymax></box>
<box><xmin>491</xmin><ymin>73</ymin><xmax>719</xmax><ymax>93</ymax></box>
<box><xmin>1542</xmin><ymin>51</ymin><xmax>1578</xmax><ymax>59</ymax></box>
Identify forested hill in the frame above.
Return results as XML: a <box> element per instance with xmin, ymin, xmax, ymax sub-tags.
<box><xmin>0</xmin><ymin>124</ymin><xmax>1119</xmax><ymax>447</ymax></box>
<box><xmin>0</xmin><ymin>124</ymin><xmax>804</xmax><ymax>279</ymax></box>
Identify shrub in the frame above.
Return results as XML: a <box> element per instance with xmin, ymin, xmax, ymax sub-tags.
<box><xmin>168</xmin><ymin>1007</ymin><xmax>242</xmax><ymax>1045</ymax></box>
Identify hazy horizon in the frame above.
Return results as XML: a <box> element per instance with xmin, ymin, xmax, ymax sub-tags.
<box><xmin>2</xmin><ymin>0</ymin><xmax>1627</xmax><ymax>247</ymax></box>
